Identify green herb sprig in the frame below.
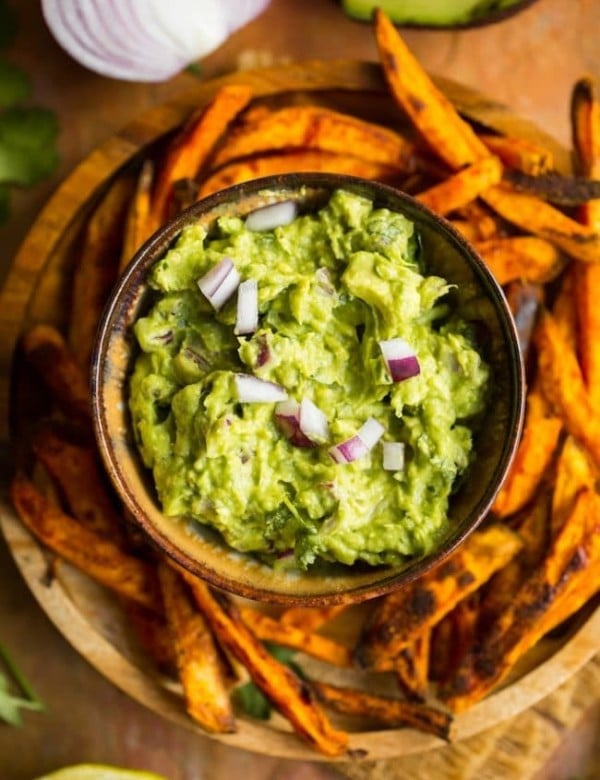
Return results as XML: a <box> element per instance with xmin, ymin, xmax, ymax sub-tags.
<box><xmin>0</xmin><ymin>641</ymin><xmax>44</xmax><ymax>726</ymax></box>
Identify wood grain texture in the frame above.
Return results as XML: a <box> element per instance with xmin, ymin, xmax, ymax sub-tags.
<box><xmin>0</xmin><ymin>59</ymin><xmax>598</xmax><ymax>763</ymax></box>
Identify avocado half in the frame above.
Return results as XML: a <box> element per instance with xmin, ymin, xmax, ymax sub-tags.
<box><xmin>341</xmin><ymin>0</ymin><xmax>540</xmax><ymax>28</ymax></box>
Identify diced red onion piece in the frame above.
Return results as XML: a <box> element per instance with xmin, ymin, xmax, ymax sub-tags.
<box><xmin>197</xmin><ymin>257</ymin><xmax>240</xmax><ymax>310</ymax></box>
<box><xmin>275</xmin><ymin>400</ymin><xmax>314</xmax><ymax>448</ymax></box>
<box><xmin>235</xmin><ymin>374</ymin><xmax>287</xmax><ymax>403</ymax></box>
<box><xmin>299</xmin><ymin>398</ymin><xmax>329</xmax><ymax>443</ymax></box>
<box><xmin>245</xmin><ymin>200</ymin><xmax>297</xmax><ymax>232</ymax></box>
<box><xmin>329</xmin><ymin>417</ymin><xmax>385</xmax><ymax>464</ymax></box>
<box><xmin>379</xmin><ymin>337</ymin><xmax>420</xmax><ymax>382</ymax></box>
<box><xmin>383</xmin><ymin>441</ymin><xmax>405</xmax><ymax>472</ymax></box>
<box><xmin>235</xmin><ymin>278</ymin><xmax>259</xmax><ymax>335</ymax></box>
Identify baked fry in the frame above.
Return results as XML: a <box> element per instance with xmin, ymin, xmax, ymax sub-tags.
<box><xmin>551</xmin><ymin>435</ymin><xmax>596</xmax><ymax>537</ymax></box>
<box><xmin>491</xmin><ymin>389</ymin><xmax>562</xmax><ymax>518</ymax></box>
<box><xmin>69</xmin><ymin>175</ymin><xmax>134</xmax><ymax>369</ymax></box>
<box><xmin>157</xmin><ymin>562</ymin><xmax>236</xmax><ymax>733</ymax></box>
<box><xmin>32</xmin><ymin>420</ymin><xmax>125</xmax><ymax>542</ymax></box>
<box><xmin>179</xmin><ymin>570</ymin><xmax>348</xmax><ymax>757</ymax></box>
<box><xmin>210</xmin><ymin>104</ymin><xmax>416</xmax><ymax>171</ymax></box>
<box><xmin>535</xmin><ymin>310</ymin><xmax>600</xmax><ymax>467</ymax></box>
<box><xmin>239</xmin><ymin>608</ymin><xmax>353</xmax><ymax>668</ymax></box>
<box><xmin>474</xmin><ymin>236</ymin><xmax>564</xmax><ymax>286</ymax></box>
<box><xmin>415</xmin><ymin>155</ymin><xmax>503</xmax><ymax>216</ymax></box>
<box><xmin>479</xmin><ymin>134</ymin><xmax>554</xmax><ymax>176</ymax></box>
<box><xmin>22</xmin><ymin>324</ymin><xmax>91</xmax><ymax>424</ymax></box>
<box><xmin>11</xmin><ymin>473</ymin><xmax>162</xmax><ymax>612</ymax></box>
<box><xmin>374</xmin><ymin>8</ymin><xmax>488</xmax><ymax>170</ymax></box>
<box><xmin>551</xmin><ymin>267</ymin><xmax>578</xmax><ymax>351</ymax></box>
<box><xmin>150</xmin><ymin>84</ymin><xmax>253</xmax><ymax>227</ymax></box>
<box><xmin>119</xmin><ymin>160</ymin><xmax>155</xmax><ymax>273</ymax></box>
<box><xmin>125</xmin><ymin>602</ymin><xmax>177</xmax><ymax>673</ymax></box>
<box><xmin>443</xmin><ymin>489</ymin><xmax>599</xmax><ymax>712</ymax></box>
<box><xmin>571</xmin><ymin>77</ymin><xmax>600</xmax><ymax>406</ymax></box>
<box><xmin>280</xmin><ymin>604</ymin><xmax>349</xmax><ymax>631</ymax></box>
<box><xmin>481</xmin><ymin>184</ymin><xmax>600</xmax><ymax>264</ymax></box>
<box><xmin>393</xmin><ymin>631</ymin><xmax>430</xmax><ymax>702</ymax></box>
<box><xmin>356</xmin><ymin>525</ymin><xmax>522</xmax><ymax>670</ymax></box>
<box><xmin>312</xmin><ymin>681</ymin><xmax>452</xmax><ymax>740</ymax></box>
<box><xmin>199</xmin><ymin>151</ymin><xmax>399</xmax><ymax>197</ymax></box>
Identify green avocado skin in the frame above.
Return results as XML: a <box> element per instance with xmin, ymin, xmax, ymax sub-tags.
<box><xmin>129</xmin><ymin>190</ymin><xmax>489</xmax><ymax>570</ymax></box>
<box><xmin>341</xmin><ymin>0</ymin><xmax>526</xmax><ymax>26</ymax></box>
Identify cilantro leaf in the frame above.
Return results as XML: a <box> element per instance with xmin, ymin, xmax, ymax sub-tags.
<box><xmin>0</xmin><ymin>1</ymin><xmax>17</xmax><ymax>49</ymax></box>
<box><xmin>0</xmin><ymin>106</ymin><xmax>59</xmax><ymax>186</ymax></box>
<box><xmin>0</xmin><ymin>641</ymin><xmax>44</xmax><ymax>726</ymax></box>
<box><xmin>0</xmin><ymin>60</ymin><xmax>30</xmax><ymax>108</ymax></box>
<box><xmin>233</xmin><ymin>643</ymin><xmax>305</xmax><ymax>721</ymax></box>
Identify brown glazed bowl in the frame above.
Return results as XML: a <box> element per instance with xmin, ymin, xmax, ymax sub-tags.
<box><xmin>91</xmin><ymin>173</ymin><xmax>525</xmax><ymax>605</ymax></box>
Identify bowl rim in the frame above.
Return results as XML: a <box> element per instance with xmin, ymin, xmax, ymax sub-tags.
<box><xmin>91</xmin><ymin>172</ymin><xmax>525</xmax><ymax>605</ymax></box>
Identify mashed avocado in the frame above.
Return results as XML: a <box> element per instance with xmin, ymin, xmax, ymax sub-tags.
<box><xmin>129</xmin><ymin>190</ymin><xmax>489</xmax><ymax>569</ymax></box>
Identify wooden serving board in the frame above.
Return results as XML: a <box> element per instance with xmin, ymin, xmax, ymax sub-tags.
<box><xmin>0</xmin><ymin>60</ymin><xmax>597</xmax><ymax>762</ymax></box>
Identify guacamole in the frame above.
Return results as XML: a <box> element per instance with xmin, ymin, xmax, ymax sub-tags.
<box><xmin>129</xmin><ymin>190</ymin><xmax>489</xmax><ymax>569</ymax></box>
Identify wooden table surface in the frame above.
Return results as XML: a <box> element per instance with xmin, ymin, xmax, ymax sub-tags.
<box><xmin>0</xmin><ymin>0</ymin><xmax>599</xmax><ymax>778</ymax></box>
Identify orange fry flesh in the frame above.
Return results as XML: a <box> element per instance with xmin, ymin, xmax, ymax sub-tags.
<box><xmin>119</xmin><ymin>159</ymin><xmax>155</xmax><ymax>273</ymax></box>
<box><xmin>279</xmin><ymin>604</ymin><xmax>349</xmax><ymax>631</ymax></box>
<box><xmin>474</xmin><ymin>236</ymin><xmax>564</xmax><ymax>286</ymax></box>
<box><xmin>479</xmin><ymin>133</ymin><xmax>554</xmax><ymax>176</ymax></box>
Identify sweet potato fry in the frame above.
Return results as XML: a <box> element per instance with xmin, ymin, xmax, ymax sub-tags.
<box><xmin>479</xmin><ymin>134</ymin><xmax>554</xmax><ymax>176</ymax></box>
<box><xmin>551</xmin><ymin>435</ymin><xmax>597</xmax><ymax>537</ymax></box>
<box><xmin>11</xmin><ymin>473</ymin><xmax>162</xmax><ymax>613</ymax></box>
<box><xmin>571</xmin><ymin>77</ymin><xmax>600</xmax><ymax>406</ymax></box>
<box><xmin>551</xmin><ymin>267</ymin><xmax>578</xmax><ymax>351</ymax></box>
<box><xmin>124</xmin><ymin>602</ymin><xmax>177</xmax><ymax>673</ymax></box>
<box><xmin>491</xmin><ymin>389</ymin><xmax>562</xmax><ymax>518</ymax></box>
<box><xmin>415</xmin><ymin>155</ymin><xmax>503</xmax><ymax>216</ymax></box>
<box><xmin>119</xmin><ymin>160</ymin><xmax>155</xmax><ymax>273</ymax></box>
<box><xmin>280</xmin><ymin>604</ymin><xmax>349</xmax><ymax>631</ymax></box>
<box><xmin>448</xmin><ymin>219</ymin><xmax>480</xmax><ymax>243</ymax></box>
<box><xmin>373</xmin><ymin>8</ymin><xmax>488</xmax><ymax>170</ymax></box>
<box><xmin>457</xmin><ymin>202</ymin><xmax>503</xmax><ymax>240</ymax></box>
<box><xmin>179</xmin><ymin>570</ymin><xmax>348</xmax><ymax>757</ymax></box>
<box><xmin>442</xmin><ymin>489</ymin><xmax>598</xmax><ymax>712</ymax></box>
<box><xmin>481</xmin><ymin>184</ymin><xmax>600</xmax><ymax>264</ymax></box>
<box><xmin>210</xmin><ymin>104</ymin><xmax>416</xmax><ymax>171</ymax></box>
<box><xmin>32</xmin><ymin>420</ymin><xmax>125</xmax><ymax>542</ymax></box>
<box><xmin>311</xmin><ymin>681</ymin><xmax>452</xmax><ymax>740</ymax></box>
<box><xmin>393</xmin><ymin>631</ymin><xmax>430</xmax><ymax>702</ymax></box>
<box><xmin>157</xmin><ymin>562</ymin><xmax>236</xmax><ymax>733</ymax></box>
<box><xmin>69</xmin><ymin>175</ymin><xmax>134</xmax><ymax>370</ymax></box>
<box><xmin>429</xmin><ymin>614</ymin><xmax>454</xmax><ymax>684</ymax></box>
<box><xmin>356</xmin><ymin>525</ymin><xmax>522</xmax><ymax>670</ymax></box>
<box><xmin>22</xmin><ymin>324</ymin><xmax>91</xmax><ymax>424</ymax></box>
<box><xmin>150</xmin><ymin>84</ymin><xmax>253</xmax><ymax>228</ymax></box>
<box><xmin>199</xmin><ymin>151</ymin><xmax>400</xmax><ymax>198</ymax></box>
<box><xmin>239</xmin><ymin>608</ymin><xmax>352</xmax><ymax>668</ymax></box>
<box><xmin>535</xmin><ymin>310</ymin><xmax>600</xmax><ymax>468</ymax></box>
<box><xmin>473</xmin><ymin>236</ymin><xmax>564</xmax><ymax>286</ymax></box>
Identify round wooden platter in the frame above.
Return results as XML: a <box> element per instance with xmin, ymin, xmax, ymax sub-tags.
<box><xmin>0</xmin><ymin>60</ymin><xmax>598</xmax><ymax>762</ymax></box>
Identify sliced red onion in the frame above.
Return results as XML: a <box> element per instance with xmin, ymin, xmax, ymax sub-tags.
<box><xmin>329</xmin><ymin>418</ymin><xmax>385</xmax><ymax>464</ymax></box>
<box><xmin>197</xmin><ymin>257</ymin><xmax>240</xmax><ymax>310</ymax></box>
<box><xmin>274</xmin><ymin>399</ymin><xmax>315</xmax><ymax>448</ymax></box>
<box><xmin>42</xmin><ymin>0</ymin><xmax>270</xmax><ymax>82</ymax></box>
<box><xmin>383</xmin><ymin>442</ymin><xmax>405</xmax><ymax>472</ymax></box>
<box><xmin>299</xmin><ymin>398</ymin><xmax>329</xmax><ymax>444</ymax></box>
<box><xmin>245</xmin><ymin>201</ymin><xmax>297</xmax><ymax>232</ymax></box>
<box><xmin>379</xmin><ymin>338</ymin><xmax>420</xmax><ymax>382</ymax></box>
<box><xmin>235</xmin><ymin>279</ymin><xmax>259</xmax><ymax>335</ymax></box>
<box><xmin>235</xmin><ymin>374</ymin><xmax>287</xmax><ymax>403</ymax></box>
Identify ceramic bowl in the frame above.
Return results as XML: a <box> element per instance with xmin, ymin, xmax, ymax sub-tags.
<box><xmin>91</xmin><ymin>172</ymin><xmax>524</xmax><ymax>605</ymax></box>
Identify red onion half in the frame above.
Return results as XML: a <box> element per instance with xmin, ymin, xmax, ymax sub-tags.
<box><xmin>379</xmin><ymin>338</ymin><xmax>420</xmax><ymax>382</ymax></box>
<box><xmin>329</xmin><ymin>418</ymin><xmax>385</xmax><ymax>464</ymax></box>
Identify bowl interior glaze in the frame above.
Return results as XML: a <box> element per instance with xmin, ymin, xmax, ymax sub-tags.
<box><xmin>92</xmin><ymin>173</ymin><xmax>524</xmax><ymax>605</ymax></box>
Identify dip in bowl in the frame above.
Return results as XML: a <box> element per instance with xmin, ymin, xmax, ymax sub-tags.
<box><xmin>92</xmin><ymin>173</ymin><xmax>524</xmax><ymax>604</ymax></box>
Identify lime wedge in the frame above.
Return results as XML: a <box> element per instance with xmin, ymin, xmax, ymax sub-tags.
<box><xmin>35</xmin><ymin>765</ymin><xmax>168</xmax><ymax>780</ymax></box>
